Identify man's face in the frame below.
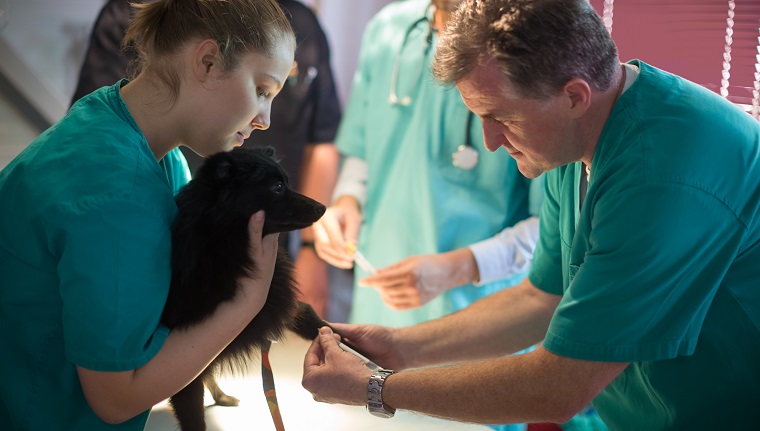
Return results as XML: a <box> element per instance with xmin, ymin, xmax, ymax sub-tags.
<box><xmin>457</xmin><ymin>60</ymin><xmax>582</xmax><ymax>179</ymax></box>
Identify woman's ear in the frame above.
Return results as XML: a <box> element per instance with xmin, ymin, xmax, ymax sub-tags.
<box><xmin>193</xmin><ymin>39</ymin><xmax>222</xmax><ymax>85</ymax></box>
<box><xmin>562</xmin><ymin>78</ymin><xmax>591</xmax><ymax>119</ymax></box>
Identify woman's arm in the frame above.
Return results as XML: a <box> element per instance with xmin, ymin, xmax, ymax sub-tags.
<box><xmin>78</xmin><ymin>212</ymin><xmax>278</xmax><ymax>424</ymax></box>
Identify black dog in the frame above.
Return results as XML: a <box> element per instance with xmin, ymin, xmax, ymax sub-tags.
<box><xmin>163</xmin><ymin>146</ymin><xmax>328</xmax><ymax>431</ymax></box>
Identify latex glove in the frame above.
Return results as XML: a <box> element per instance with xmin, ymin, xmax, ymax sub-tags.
<box><xmin>312</xmin><ymin>196</ymin><xmax>362</xmax><ymax>269</ymax></box>
<box><xmin>359</xmin><ymin>248</ymin><xmax>479</xmax><ymax>310</ymax></box>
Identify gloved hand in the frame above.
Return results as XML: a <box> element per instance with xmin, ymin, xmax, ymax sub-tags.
<box><xmin>312</xmin><ymin>195</ymin><xmax>362</xmax><ymax>269</ymax></box>
<box><xmin>358</xmin><ymin>248</ymin><xmax>480</xmax><ymax>310</ymax></box>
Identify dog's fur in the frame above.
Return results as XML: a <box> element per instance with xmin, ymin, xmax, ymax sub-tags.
<box><xmin>163</xmin><ymin>146</ymin><xmax>327</xmax><ymax>431</ymax></box>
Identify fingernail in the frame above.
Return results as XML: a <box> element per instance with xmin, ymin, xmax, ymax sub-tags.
<box><xmin>255</xmin><ymin>210</ymin><xmax>265</xmax><ymax>221</ymax></box>
<box><xmin>319</xmin><ymin>326</ymin><xmax>332</xmax><ymax>335</ymax></box>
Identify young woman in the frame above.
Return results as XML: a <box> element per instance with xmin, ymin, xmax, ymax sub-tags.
<box><xmin>0</xmin><ymin>0</ymin><xmax>296</xmax><ymax>429</ymax></box>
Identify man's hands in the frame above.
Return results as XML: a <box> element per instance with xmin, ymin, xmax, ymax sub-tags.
<box><xmin>302</xmin><ymin>323</ymin><xmax>407</xmax><ymax>405</ymax></box>
<box><xmin>302</xmin><ymin>326</ymin><xmax>372</xmax><ymax>405</ymax></box>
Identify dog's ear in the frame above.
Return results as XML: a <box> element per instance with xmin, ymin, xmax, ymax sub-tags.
<box><xmin>214</xmin><ymin>155</ymin><xmax>235</xmax><ymax>181</ymax></box>
<box><xmin>261</xmin><ymin>146</ymin><xmax>276</xmax><ymax>159</ymax></box>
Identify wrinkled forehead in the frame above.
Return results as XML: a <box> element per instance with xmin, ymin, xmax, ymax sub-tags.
<box><xmin>457</xmin><ymin>61</ymin><xmax>520</xmax><ymax>106</ymax></box>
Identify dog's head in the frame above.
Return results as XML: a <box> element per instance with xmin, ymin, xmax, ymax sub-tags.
<box><xmin>179</xmin><ymin>146</ymin><xmax>326</xmax><ymax>234</ymax></box>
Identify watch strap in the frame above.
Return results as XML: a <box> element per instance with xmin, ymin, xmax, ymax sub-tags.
<box><xmin>367</xmin><ymin>369</ymin><xmax>396</xmax><ymax>418</ymax></box>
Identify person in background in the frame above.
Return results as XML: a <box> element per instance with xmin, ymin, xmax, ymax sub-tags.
<box><xmin>302</xmin><ymin>0</ymin><xmax>760</xmax><ymax>429</ymax></box>
<box><xmin>313</xmin><ymin>0</ymin><xmax>541</xmax><ymax>328</ymax></box>
<box><xmin>0</xmin><ymin>1</ymin><xmax>294</xmax><ymax>429</ymax></box>
<box><xmin>71</xmin><ymin>0</ymin><xmax>343</xmax><ymax>320</ymax></box>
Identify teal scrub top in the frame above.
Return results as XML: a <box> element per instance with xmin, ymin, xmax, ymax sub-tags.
<box><xmin>529</xmin><ymin>61</ymin><xmax>760</xmax><ymax>430</ymax></box>
<box><xmin>0</xmin><ymin>81</ymin><xmax>190</xmax><ymax>430</ymax></box>
<box><xmin>337</xmin><ymin>0</ymin><xmax>534</xmax><ymax>328</ymax></box>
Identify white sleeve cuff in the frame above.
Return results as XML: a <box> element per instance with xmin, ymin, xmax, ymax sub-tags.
<box><xmin>330</xmin><ymin>156</ymin><xmax>368</xmax><ymax>208</ymax></box>
<box><xmin>468</xmin><ymin>216</ymin><xmax>540</xmax><ymax>286</ymax></box>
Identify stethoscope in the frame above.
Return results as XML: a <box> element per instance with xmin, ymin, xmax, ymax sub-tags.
<box><xmin>388</xmin><ymin>6</ymin><xmax>434</xmax><ymax>106</ymax></box>
<box><xmin>452</xmin><ymin>112</ymin><xmax>479</xmax><ymax>170</ymax></box>
<box><xmin>388</xmin><ymin>5</ymin><xmax>480</xmax><ymax>170</ymax></box>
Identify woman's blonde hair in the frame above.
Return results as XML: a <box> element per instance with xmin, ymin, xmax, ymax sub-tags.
<box><xmin>124</xmin><ymin>0</ymin><xmax>295</xmax><ymax>100</ymax></box>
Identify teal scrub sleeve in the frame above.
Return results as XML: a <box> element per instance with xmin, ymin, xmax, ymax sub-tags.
<box><xmin>162</xmin><ymin>147</ymin><xmax>192</xmax><ymax>193</ymax></box>
<box><xmin>54</xmin><ymin>194</ymin><xmax>172</xmax><ymax>371</ymax></box>
<box><xmin>545</xmin><ymin>181</ymin><xmax>745</xmax><ymax>362</ymax></box>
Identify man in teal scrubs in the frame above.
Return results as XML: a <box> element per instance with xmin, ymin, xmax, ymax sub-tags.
<box><xmin>301</xmin><ymin>0</ymin><xmax>760</xmax><ymax>429</ymax></box>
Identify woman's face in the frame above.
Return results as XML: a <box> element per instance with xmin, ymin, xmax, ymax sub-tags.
<box><xmin>187</xmin><ymin>39</ymin><xmax>295</xmax><ymax>158</ymax></box>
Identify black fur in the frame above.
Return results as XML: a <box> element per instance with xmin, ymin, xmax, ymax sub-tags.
<box><xmin>163</xmin><ymin>146</ymin><xmax>327</xmax><ymax>431</ymax></box>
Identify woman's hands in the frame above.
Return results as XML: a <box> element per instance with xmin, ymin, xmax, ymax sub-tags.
<box><xmin>239</xmin><ymin>210</ymin><xmax>279</xmax><ymax>307</ymax></box>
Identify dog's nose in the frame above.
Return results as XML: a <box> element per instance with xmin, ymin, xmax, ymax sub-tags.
<box><xmin>315</xmin><ymin>205</ymin><xmax>326</xmax><ymax>217</ymax></box>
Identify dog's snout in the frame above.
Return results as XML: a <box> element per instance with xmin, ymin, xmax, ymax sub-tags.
<box><xmin>315</xmin><ymin>205</ymin><xmax>326</xmax><ymax>217</ymax></box>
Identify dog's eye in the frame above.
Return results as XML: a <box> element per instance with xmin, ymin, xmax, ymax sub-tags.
<box><xmin>271</xmin><ymin>182</ymin><xmax>285</xmax><ymax>195</ymax></box>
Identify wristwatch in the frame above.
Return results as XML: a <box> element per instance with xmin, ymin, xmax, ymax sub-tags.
<box><xmin>367</xmin><ymin>369</ymin><xmax>396</xmax><ymax>418</ymax></box>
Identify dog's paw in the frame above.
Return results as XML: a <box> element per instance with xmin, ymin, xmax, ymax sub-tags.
<box><xmin>213</xmin><ymin>394</ymin><xmax>241</xmax><ymax>407</ymax></box>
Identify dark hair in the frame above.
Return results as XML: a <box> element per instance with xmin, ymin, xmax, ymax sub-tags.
<box><xmin>433</xmin><ymin>0</ymin><xmax>619</xmax><ymax>99</ymax></box>
<box><xmin>124</xmin><ymin>0</ymin><xmax>295</xmax><ymax>100</ymax></box>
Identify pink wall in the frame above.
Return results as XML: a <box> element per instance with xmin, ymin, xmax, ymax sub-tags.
<box><xmin>588</xmin><ymin>0</ymin><xmax>759</xmax><ymax>106</ymax></box>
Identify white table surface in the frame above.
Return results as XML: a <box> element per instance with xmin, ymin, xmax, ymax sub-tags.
<box><xmin>145</xmin><ymin>330</ymin><xmax>491</xmax><ymax>431</ymax></box>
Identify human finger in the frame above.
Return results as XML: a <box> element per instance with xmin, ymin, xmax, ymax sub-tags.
<box><xmin>314</xmin><ymin>241</ymin><xmax>354</xmax><ymax>268</ymax></box>
<box><xmin>317</xmin><ymin>209</ymin><xmax>348</xmax><ymax>248</ymax></box>
<box><xmin>303</xmin><ymin>335</ymin><xmax>326</xmax><ymax>370</ymax></box>
<box><xmin>359</xmin><ymin>271</ymin><xmax>412</xmax><ymax>289</ymax></box>
<box><xmin>377</xmin><ymin>288</ymin><xmax>423</xmax><ymax>310</ymax></box>
<box><xmin>246</xmin><ymin>210</ymin><xmax>266</xmax><ymax>250</ymax></box>
<box><xmin>314</xmin><ymin>213</ymin><xmax>354</xmax><ymax>267</ymax></box>
<box><xmin>342</xmin><ymin>211</ymin><xmax>362</xmax><ymax>245</ymax></box>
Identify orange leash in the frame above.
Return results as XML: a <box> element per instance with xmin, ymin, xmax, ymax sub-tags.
<box><xmin>261</xmin><ymin>340</ymin><xmax>286</xmax><ymax>431</ymax></box>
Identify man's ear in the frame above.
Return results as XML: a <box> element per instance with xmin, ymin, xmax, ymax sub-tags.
<box><xmin>562</xmin><ymin>78</ymin><xmax>591</xmax><ymax>119</ymax></box>
<box><xmin>193</xmin><ymin>39</ymin><xmax>222</xmax><ymax>85</ymax></box>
